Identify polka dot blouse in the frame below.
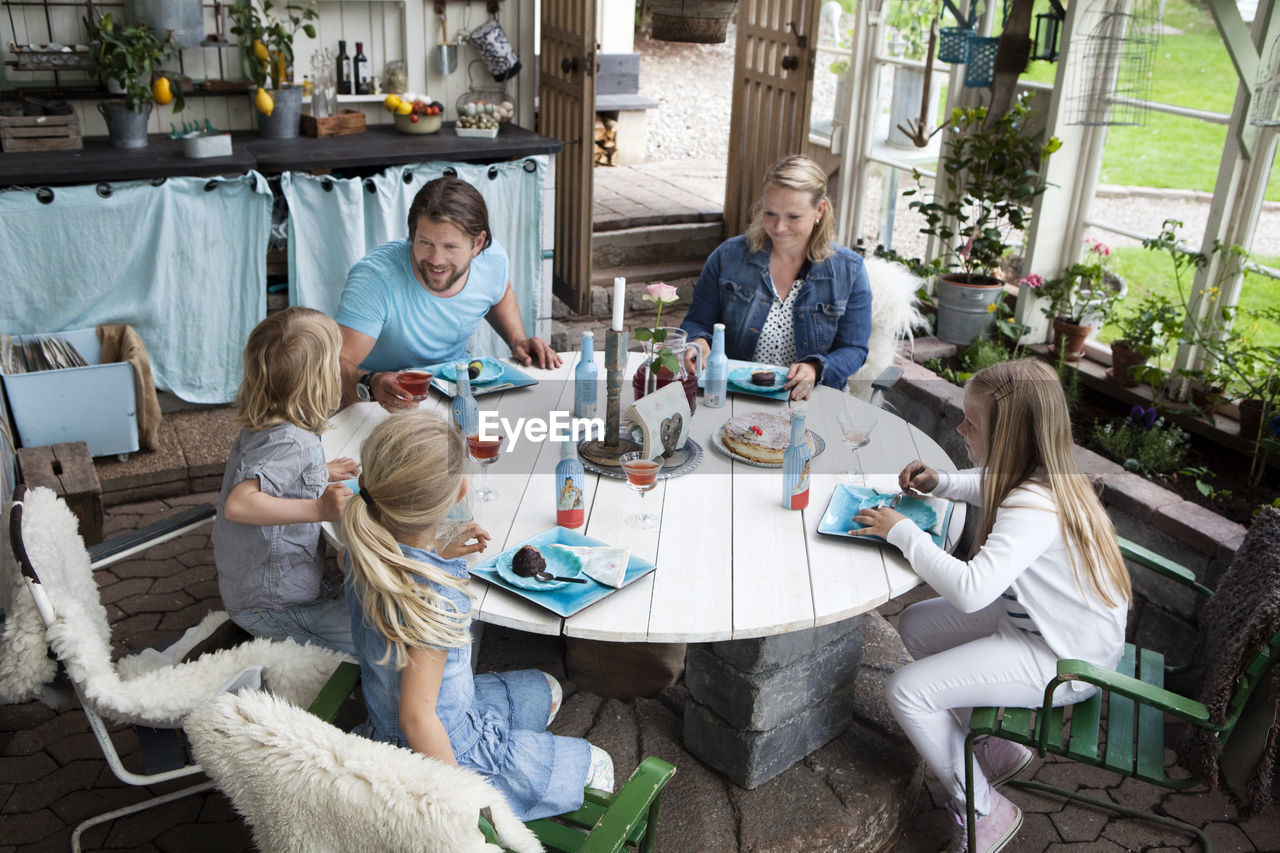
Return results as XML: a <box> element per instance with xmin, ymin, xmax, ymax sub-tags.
<box><xmin>752</xmin><ymin>278</ymin><xmax>805</xmax><ymax>367</ymax></box>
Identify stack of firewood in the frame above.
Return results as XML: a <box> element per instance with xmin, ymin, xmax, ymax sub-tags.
<box><xmin>593</xmin><ymin>115</ymin><xmax>619</xmax><ymax>167</ymax></box>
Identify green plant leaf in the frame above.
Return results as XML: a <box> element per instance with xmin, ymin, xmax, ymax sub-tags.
<box><xmin>634</xmin><ymin>327</ymin><xmax>653</xmax><ymax>342</ymax></box>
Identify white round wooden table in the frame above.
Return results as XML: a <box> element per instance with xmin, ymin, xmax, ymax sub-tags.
<box><xmin>322</xmin><ymin>350</ymin><xmax>963</xmax><ymax>641</ymax></box>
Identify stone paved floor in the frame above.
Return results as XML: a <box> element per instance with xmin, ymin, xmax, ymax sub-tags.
<box><xmin>3</xmin><ymin>493</ymin><xmax>1278</xmax><ymax>852</ymax></box>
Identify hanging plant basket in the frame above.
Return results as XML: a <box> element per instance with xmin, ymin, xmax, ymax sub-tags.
<box><xmin>937</xmin><ymin>26</ymin><xmax>973</xmax><ymax>63</ymax></box>
<box><xmin>963</xmin><ymin>36</ymin><xmax>1000</xmax><ymax>87</ymax></box>
<box><xmin>649</xmin><ymin>0</ymin><xmax>739</xmax><ymax>45</ymax></box>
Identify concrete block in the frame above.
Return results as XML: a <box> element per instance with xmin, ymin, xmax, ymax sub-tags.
<box><xmin>683</xmin><ymin>685</ymin><xmax>856</xmax><ymax>789</ymax></box>
<box><xmin>707</xmin><ymin>616</ymin><xmax>861</xmax><ymax>673</ymax></box>
<box><xmin>686</xmin><ymin>625</ymin><xmax>863</xmax><ymax>730</ymax></box>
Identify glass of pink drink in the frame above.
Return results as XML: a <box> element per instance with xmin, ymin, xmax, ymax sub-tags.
<box><xmin>618</xmin><ymin>451</ymin><xmax>661</xmax><ymax>530</ymax></box>
<box><xmin>467</xmin><ymin>434</ymin><xmax>503</xmax><ymax>502</ymax></box>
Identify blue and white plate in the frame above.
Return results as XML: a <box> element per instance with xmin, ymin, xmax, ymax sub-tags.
<box><xmin>425</xmin><ymin>359</ymin><xmax>539</xmax><ymax>398</ymax></box>
<box><xmin>817</xmin><ymin>484</ymin><xmax>953</xmax><ymax>548</ymax></box>
<box><xmin>438</xmin><ymin>357</ymin><xmax>505</xmax><ymax>385</ymax></box>
<box><xmin>494</xmin><ymin>544</ymin><xmax>583</xmax><ymax>591</ymax></box>
<box><xmin>728</xmin><ymin>365</ymin><xmax>787</xmax><ymax>393</ymax></box>
<box><xmin>471</xmin><ymin>527</ymin><xmax>658</xmax><ymax>618</ymax></box>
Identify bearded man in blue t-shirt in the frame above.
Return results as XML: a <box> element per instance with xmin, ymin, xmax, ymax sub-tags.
<box><xmin>336</xmin><ymin>176</ymin><xmax>560</xmax><ymax>410</ymax></box>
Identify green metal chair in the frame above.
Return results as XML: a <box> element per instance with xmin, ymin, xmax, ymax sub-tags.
<box><xmin>964</xmin><ymin>536</ymin><xmax>1280</xmax><ymax>853</ymax></box>
<box><xmin>300</xmin><ymin>661</ymin><xmax>677</xmax><ymax>853</ymax></box>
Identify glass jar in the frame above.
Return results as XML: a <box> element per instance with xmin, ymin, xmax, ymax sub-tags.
<box><xmin>384</xmin><ymin>60</ymin><xmax>408</xmax><ymax>94</ymax></box>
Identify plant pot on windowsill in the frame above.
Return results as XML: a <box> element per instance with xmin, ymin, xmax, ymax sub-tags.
<box><xmin>1238</xmin><ymin>398</ymin><xmax>1267</xmax><ymax>440</ymax></box>
<box><xmin>1050</xmin><ymin>318</ymin><xmax>1091</xmax><ymax>363</ymax></box>
<box><xmin>935</xmin><ymin>273</ymin><xmax>1004</xmax><ymax>347</ymax></box>
<box><xmin>1107</xmin><ymin>340</ymin><xmax>1148</xmax><ymax>387</ymax></box>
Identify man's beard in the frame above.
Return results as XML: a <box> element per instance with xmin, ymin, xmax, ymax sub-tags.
<box><xmin>418</xmin><ymin>258</ymin><xmax>471</xmax><ymax>293</ymax></box>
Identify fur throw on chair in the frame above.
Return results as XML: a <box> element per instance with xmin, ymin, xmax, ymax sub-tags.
<box><xmin>1176</xmin><ymin>505</ymin><xmax>1280</xmax><ymax>817</ymax></box>
<box><xmin>186</xmin><ymin>690</ymin><xmax>543</xmax><ymax>853</ymax></box>
<box><xmin>1</xmin><ymin>486</ymin><xmax>347</xmax><ymax>727</ymax></box>
<box><xmin>845</xmin><ymin>257</ymin><xmax>926</xmax><ymax>401</ymax></box>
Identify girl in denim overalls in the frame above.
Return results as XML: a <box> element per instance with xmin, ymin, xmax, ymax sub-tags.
<box><xmin>342</xmin><ymin>411</ymin><xmax>613</xmax><ymax>820</ymax></box>
<box><xmin>854</xmin><ymin>359</ymin><xmax>1132</xmax><ymax>853</ymax></box>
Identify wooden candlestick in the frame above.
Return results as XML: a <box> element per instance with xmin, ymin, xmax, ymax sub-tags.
<box><xmin>603</xmin><ymin>329</ymin><xmax>627</xmax><ymax>449</ymax></box>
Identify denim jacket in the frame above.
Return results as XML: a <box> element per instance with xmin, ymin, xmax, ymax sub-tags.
<box><xmin>681</xmin><ymin>236</ymin><xmax>872</xmax><ymax>389</ymax></box>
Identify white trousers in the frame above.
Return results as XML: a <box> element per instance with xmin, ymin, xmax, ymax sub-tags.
<box><xmin>886</xmin><ymin>596</ymin><xmax>1074</xmax><ymax>813</ymax></box>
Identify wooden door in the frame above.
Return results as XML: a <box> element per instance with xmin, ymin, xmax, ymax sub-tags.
<box><xmin>724</xmin><ymin>0</ymin><xmax>823</xmax><ymax>237</ymax></box>
<box><xmin>540</xmin><ymin>0</ymin><xmax>597</xmax><ymax>314</ymax></box>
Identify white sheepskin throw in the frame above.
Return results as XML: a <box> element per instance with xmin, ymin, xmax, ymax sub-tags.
<box><xmin>3</xmin><ymin>487</ymin><xmax>347</xmax><ymax>726</ymax></box>
<box><xmin>846</xmin><ymin>257</ymin><xmax>927</xmax><ymax>401</ymax></box>
<box><xmin>185</xmin><ymin>690</ymin><xmax>543</xmax><ymax>853</ymax></box>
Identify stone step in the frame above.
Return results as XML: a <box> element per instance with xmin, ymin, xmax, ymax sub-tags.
<box><xmin>590</xmin><ymin>260</ymin><xmax>705</xmax><ymax>288</ymax></box>
<box><xmin>591</xmin><ymin>220</ymin><xmax>724</xmax><ymax>269</ymax></box>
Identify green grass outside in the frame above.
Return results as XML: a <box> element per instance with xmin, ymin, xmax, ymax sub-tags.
<box><xmin>1096</xmin><ymin>247</ymin><xmax>1280</xmax><ymax>354</ymax></box>
<box><xmin>1017</xmin><ymin>0</ymin><xmax>1280</xmax><ymax>201</ymax></box>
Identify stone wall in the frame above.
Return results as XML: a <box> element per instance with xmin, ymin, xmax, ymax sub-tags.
<box><xmin>885</xmin><ymin>358</ymin><xmax>1248</xmax><ymax>662</ymax></box>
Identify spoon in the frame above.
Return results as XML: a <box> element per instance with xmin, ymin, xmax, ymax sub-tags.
<box><xmin>535</xmin><ymin>571</ymin><xmax>588</xmax><ymax>584</ymax></box>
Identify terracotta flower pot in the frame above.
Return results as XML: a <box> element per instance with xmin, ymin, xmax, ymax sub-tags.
<box><xmin>1051</xmin><ymin>318</ymin><xmax>1091</xmax><ymax>363</ymax></box>
<box><xmin>1238</xmin><ymin>398</ymin><xmax>1265</xmax><ymax>440</ymax></box>
<box><xmin>1108</xmin><ymin>341</ymin><xmax>1147</xmax><ymax>387</ymax></box>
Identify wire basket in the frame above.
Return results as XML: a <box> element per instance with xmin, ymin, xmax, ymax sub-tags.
<box><xmin>937</xmin><ymin>27</ymin><xmax>973</xmax><ymax>64</ymax></box>
<box><xmin>963</xmin><ymin>36</ymin><xmax>1001</xmax><ymax>87</ymax></box>
<box><xmin>455</xmin><ymin>60</ymin><xmax>513</xmax><ymax>123</ymax></box>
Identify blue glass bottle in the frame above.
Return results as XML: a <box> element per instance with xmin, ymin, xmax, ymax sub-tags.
<box><xmin>704</xmin><ymin>322</ymin><xmax>728</xmax><ymax>408</ymax></box>
<box><xmin>554</xmin><ymin>438</ymin><xmax>586</xmax><ymax>528</ymax></box>
<box><xmin>781</xmin><ymin>410</ymin><xmax>810</xmax><ymax>510</ymax></box>
<box><xmin>451</xmin><ymin>362</ymin><xmax>479</xmax><ymax>437</ymax></box>
<box><xmin>574</xmin><ymin>330</ymin><xmax>599</xmax><ymax>420</ymax></box>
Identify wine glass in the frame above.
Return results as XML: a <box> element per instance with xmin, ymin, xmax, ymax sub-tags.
<box><xmin>394</xmin><ymin>369</ymin><xmax>433</xmax><ymax>402</ymax></box>
<box><xmin>837</xmin><ymin>410</ymin><xmax>877</xmax><ymax>482</ymax></box>
<box><xmin>466</xmin><ymin>433</ymin><xmax>503</xmax><ymax>502</ymax></box>
<box><xmin>618</xmin><ymin>451</ymin><xmax>661</xmax><ymax>530</ymax></box>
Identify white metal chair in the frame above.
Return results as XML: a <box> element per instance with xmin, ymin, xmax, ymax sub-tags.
<box><xmin>5</xmin><ymin>485</ymin><xmax>348</xmax><ymax>851</ymax></box>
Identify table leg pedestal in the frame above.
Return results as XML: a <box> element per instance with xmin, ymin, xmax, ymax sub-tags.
<box><xmin>681</xmin><ymin>616</ymin><xmax>864</xmax><ymax>789</ymax></box>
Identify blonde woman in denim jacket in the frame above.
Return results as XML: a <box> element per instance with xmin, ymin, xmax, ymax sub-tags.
<box><xmin>681</xmin><ymin>155</ymin><xmax>872</xmax><ymax>401</ymax></box>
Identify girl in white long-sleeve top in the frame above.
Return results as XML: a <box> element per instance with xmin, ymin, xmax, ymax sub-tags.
<box><xmin>853</xmin><ymin>358</ymin><xmax>1131</xmax><ymax>853</ymax></box>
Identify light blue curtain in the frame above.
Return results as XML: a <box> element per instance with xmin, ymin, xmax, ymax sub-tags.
<box><xmin>0</xmin><ymin>173</ymin><xmax>272</xmax><ymax>403</ymax></box>
<box><xmin>283</xmin><ymin>156</ymin><xmax>547</xmax><ymax>358</ymax></box>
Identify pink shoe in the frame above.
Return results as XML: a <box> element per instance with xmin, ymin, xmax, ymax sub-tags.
<box><xmin>973</xmin><ymin>737</ymin><xmax>1032</xmax><ymax>787</ymax></box>
<box><xmin>949</xmin><ymin>788</ymin><xmax>1023</xmax><ymax>853</ymax></box>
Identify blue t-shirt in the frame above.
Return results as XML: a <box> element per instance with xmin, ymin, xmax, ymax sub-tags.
<box><xmin>334</xmin><ymin>238</ymin><xmax>509</xmax><ymax>372</ymax></box>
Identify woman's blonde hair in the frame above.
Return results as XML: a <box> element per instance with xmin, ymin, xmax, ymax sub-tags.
<box><xmin>236</xmin><ymin>307</ymin><xmax>342</xmax><ymax>434</ymax></box>
<box><xmin>745</xmin><ymin>154</ymin><xmax>837</xmax><ymax>262</ymax></box>
<box><xmin>342</xmin><ymin>411</ymin><xmax>473</xmax><ymax>668</ymax></box>
<box><xmin>967</xmin><ymin>359</ymin><xmax>1131</xmax><ymax>608</ymax></box>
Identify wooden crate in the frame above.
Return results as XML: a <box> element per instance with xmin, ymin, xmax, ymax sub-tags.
<box><xmin>0</xmin><ymin>113</ymin><xmax>82</xmax><ymax>152</ymax></box>
<box><xmin>300</xmin><ymin>109</ymin><xmax>366</xmax><ymax>138</ymax></box>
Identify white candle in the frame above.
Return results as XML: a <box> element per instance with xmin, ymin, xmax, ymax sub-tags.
<box><xmin>612</xmin><ymin>277</ymin><xmax>626</xmax><ymax>331</ymax></box>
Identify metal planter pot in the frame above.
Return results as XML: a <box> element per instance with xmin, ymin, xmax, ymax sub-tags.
<box><xmin>253</xmin><ymin>86</ymin><xmax>304</xmax><ymax>140</ymax></box>
<box><xmin>935</xmin><ymin>274</ymin><xmax>1003</xmax><ymax>346</ymax></box>
<box><xmin>97</xmin><ymin>101</ymin><xmax>152</xmax><ymax>149</ymax></box>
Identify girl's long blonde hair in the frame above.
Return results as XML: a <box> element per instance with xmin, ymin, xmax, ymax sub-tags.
<box><xmin>342</xmin><ymin>412</ymin><xmax>473</xmax><ymax>668</ymax></box>
<box><xmin>745</xmin><ymin>154</ymin><xmax>838</xmax><ymax>262</ymax></box>
<box><xmin>968</xmin><ymin>359</ymin><xmax>1131</xmax><ymax>608</ymax></box>
<box><xmin>236</xmin><ymin>307</ymin><xmax>342</xmax><ymax>434</ymax></box>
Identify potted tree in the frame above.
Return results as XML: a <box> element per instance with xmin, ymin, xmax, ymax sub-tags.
<box><xmin>1025</xmin><ymin>238</ymin><xmax>1120</xmax><ymax>362</ymax></box>
<box><xmin>228</xmin><ymin>0</ymin><xmax>318</xmax><ymax>139</ymax></box>
<box><xmin>1108</xmin><ymin>293</ymin><xmax>1181</xmax><ymax>386</ymax></box>
<box><xmin>86</xmin><ymin>12</ymin><xmax>184</xmax><ymax>149</ymax></box>
<box><xmin>905</xmin><ymin>93</ymin><xmax>1060</xmax><ymax>346</ymax></box>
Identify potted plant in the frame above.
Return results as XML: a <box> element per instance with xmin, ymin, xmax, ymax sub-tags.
<box><xmin>1109</xmin><ymin>293</ymin><xmax>1181</xmax><ymax>386</ymax></box>
<box><xmin>228</xmin><ymin>0</ymin><xmax>317</xmax><ymax>139</ymax></box>
<box><xmin>1025</xmin><ymin>238</ymin><xmax>1121</xmax><ymax>362</ymax></box>
<box><xmin>85</xmin><ymin>12</ymin><xmax>184</xmax><ymax>149</ymax></box>
<box><xmin>905</xmin><ymin>92</ymin><xmax>1061</xmax><ymax>346</ymax></box>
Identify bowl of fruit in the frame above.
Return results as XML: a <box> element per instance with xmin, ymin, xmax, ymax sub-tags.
<box><xmin>386</xmin><ymin>93</ymin><xmax>444</xmax><ymax>134</ymax></box>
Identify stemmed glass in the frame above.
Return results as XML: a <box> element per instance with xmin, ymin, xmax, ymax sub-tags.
<box><xmin>837</xmin><ymin>410</ymin><xmax>877</xmax><ymax>482</ymax></box>
<box><xmin>466</xmin><ymin>433</ymin><xmax>503</xmax><ymax>502</ymax></box>
<box><xmin>618</xmin><ymin>451</ymin><xmax>661</xmax><ymax>530</ymax></box>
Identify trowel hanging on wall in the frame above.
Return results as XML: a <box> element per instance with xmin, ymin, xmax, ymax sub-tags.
<box><xmin>435</xmin><ymin>1</ymin><xmax>458</xmax><ymax>76</ymax></box>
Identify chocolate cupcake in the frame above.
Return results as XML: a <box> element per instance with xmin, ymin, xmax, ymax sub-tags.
<box><xmin>751</xmin><ymin>370</ymin><xmax>775</xmax><ymax>386</ymax></box>
<box><xmin>511</xmin><ymin>545</ymin><xmax>546</xmax><ymax>578</ymax></box>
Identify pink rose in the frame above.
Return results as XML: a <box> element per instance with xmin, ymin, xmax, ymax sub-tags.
<box><xmin>642</xmin><ymin>282</ymin><xmax>679</xmax><ymax>305</ymax></box>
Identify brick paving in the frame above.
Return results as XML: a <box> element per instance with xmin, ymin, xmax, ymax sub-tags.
<box><xmin>3</xmin><ymin>494</ymin><xmax>1279</xmax><ymax>852</ymax></box>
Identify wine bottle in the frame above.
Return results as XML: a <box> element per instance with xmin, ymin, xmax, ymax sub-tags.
<box><xmin>336</xmin><ymin>40</ymin><xmax>352</xmax><ymax>95</ymax></box>
<box><xmin>554</xmin><ymin>439</ymin><xmax>586</xmax><ymax>529</ymax></box>
<box><xmin>704</xmin><ymin>322</ymin><xmax>728</xmax><ymax>408</ymax></box>
<box><xmin>354</xmin><ymin>42</ymin><xmax>370</xmax><ymax>95</ymax></box>
<box><xmin>781</xmin><ymin>409</ymin><xmax>810</xmax><ymax>510</ymax></box>
<box><xmin>574</xmin><ymin>330</ymin><xmax>599</xmax><ymax>420</ymax></box>
<box><xmin>451</xmin><ymin>362</ymin><xmax>479</xmax><ymax>437</ymax></box>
